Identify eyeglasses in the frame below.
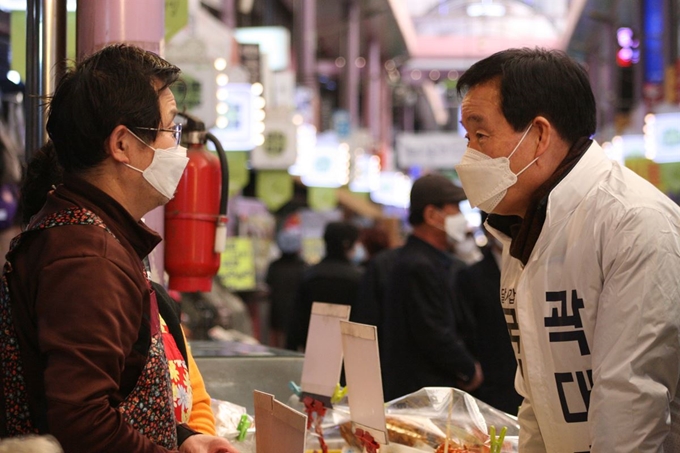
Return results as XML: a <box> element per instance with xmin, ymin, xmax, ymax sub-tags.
<box><xmin>135</xmin><ymin>124</ymin><xmax>183</xmax><ymax>146</ymax></box>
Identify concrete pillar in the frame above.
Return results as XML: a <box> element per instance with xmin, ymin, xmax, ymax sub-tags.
<box><xmin>221</xmin><ymin>0</ymin><xmax>236</xmax><ymax>29</ymax></box>
<box><xmin>344</xmin><ymin>0</ymin><xmax>360</xmax><ymax>128</ymax></box>
<box><xmin>365</xmin><ymin>38</ymin><xmax>381</xmax><ymax>141</ymax></box>
<box><xmin>298</xmin><ymin>0</ymin><xmax>319</xmax><ymax>127</ymax></box>
<box><xmin>380</xmin><ymin>74</ymin><xmax>393</xmax><ymax>167</ymax></box>
<box><xmin>403</xmin><ymin>104</ymin><xmax>415</xmax><ymax>132</ymax></box>
<box><xmin>25</xmin><ymin>0</ymin><xmax>67</xmax><ymax>160</ymax></box>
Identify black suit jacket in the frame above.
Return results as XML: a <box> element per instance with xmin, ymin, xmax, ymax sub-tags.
<box><xmin>380</xmin><ymin>235</ymin><xmax>477</xmax><ymax>401</ymax></box>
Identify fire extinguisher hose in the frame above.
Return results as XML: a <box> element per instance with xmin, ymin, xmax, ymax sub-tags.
<box><xmin>206</xmin><ymin>131</ymin><xmax>229</xmax><ymax>254</ymax></box>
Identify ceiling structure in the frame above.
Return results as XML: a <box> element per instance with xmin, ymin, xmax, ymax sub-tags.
<box><xmin>199</xmin><ymin>0</ymin><xmax>621</xmax><ymax>130</ymax></box>
<box><xmin>315</xmin><ymin>0</ymin><xmax>408</xmax><ymax>62</ymax></box>
<box><xmin>391</xmin><ymin>0</ymin><xmax>590</xmax><ymax>71</ymax></box>
<box><xmin>198</xmin><ymin>0</ymin><xmax>608</xmax><ymax>74</ymax></box>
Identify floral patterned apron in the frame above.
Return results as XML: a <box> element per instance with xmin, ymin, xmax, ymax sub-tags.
<box><xmin>0</xmin><ymin>207</ymin><xmax>177</xmax><ymax>449</ymax></box>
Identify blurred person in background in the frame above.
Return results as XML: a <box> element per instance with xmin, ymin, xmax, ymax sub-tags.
<box><xmin>265</xmin><ymin>227</ymin><xmax>308</xmax><ymax>348</ymax></box>
<box><xmin>380</xmin><ymin>173</ymin><xmax>483</xmax><ymax>401</ymax></box>
<box><xmin>286</xmin><ymin>221</ymin><xmax>364</xmax><ymax>351</ymax></box>
<box><xmin>442</xmin><ymin>209</ymin><xmax>471</xmax><ymax>273</ymax></box>
<box><xmin>350</xmin><ymin>227</ymin><xmax>399</xmax><ymax>332</ymax></box>
<box><xmin>355</xmin><ymin>225</ymin><xmax>389</xmax><ymax>268</ymax></box>
<box><xmin>347</xmin><ymin>224</ymin><xmax>388</xmax><ymax>328</ymax></box>
<box><xmin>1</xmin><ymin>44</ymin><xmax>237</xmax><ymax>452</ymax></box>
<box><xmin>0</xmin><ymin>183</ymin><xmax>19</xmax><ymax>260</ymax></box>
<box><xmin>0</xmin><ymin>112</ymin><xmax>24</xmax><ymax>261</ymax></box>
<box><xmin>453</xmin><ymin>230</ymin><xmax>483</xmax><ymax>265</ymax></box>
<box><xmin>455</xmin><ymin>212</ymin><xmax>522</xmax><ymax>415</ymax></box>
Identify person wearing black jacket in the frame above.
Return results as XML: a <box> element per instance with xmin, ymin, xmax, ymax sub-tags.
<box><xmin>286</xmin><ymin>221</ymin><xmax>364</xmax><ymax>351</ymax></box>
<box><xmin>381</xmin><ymin>174</ymin><xmax>483</xmax><ymax>401</ymax></box>
<box><xmin>266</xmin><ymin>229</ymin><xmax>308</xmax><ymax>348</ymax></box>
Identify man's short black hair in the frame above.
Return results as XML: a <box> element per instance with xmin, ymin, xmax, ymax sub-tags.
<box><xmin>323</xmin><ymin>221</ymin><xmax>359</xmax><ymax>259</ymax></box>
<box><xmin>457</xmin><ymin>47</ymin><xmax>596</xmax><ymax>147</ymax></box>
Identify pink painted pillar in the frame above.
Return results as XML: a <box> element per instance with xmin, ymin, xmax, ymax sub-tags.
<box><xmin>76</xmin><ymin>0</ymin><xmax>167</xmax><ymax>283</ymax></box>
<box><xmin>365</xmin><ymin>38</ymin><xmax>381</xmax><ymax>142</ymax></box>
<box><xmin>297</xmin><ymin>0</ymin><xmax>319</xmax><ymax>128</ymax></box>
<box><xmin>76</xmin><ymin>0</ymin><xmax>165</xmax><ymax>59</ymax></box>
<box><xmin>344</xmin><ymin>0</ymin><xmax>360</xmax><ymax>129</ymax></box>
<box><xmin>221</xmin><ymin>0</ymin><xmax>236</xmax><ymax>29</ymax></box>
<box><xmin>380</xmin><ymin>74</ymin><xmax>393</xmax><ymax>167</ymax></box>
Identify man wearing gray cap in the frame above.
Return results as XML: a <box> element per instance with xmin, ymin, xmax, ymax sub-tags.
<box><xmin>380</xmin><ymin>173</ymin><xmax>483</xmax><ymax>401</ymax></box>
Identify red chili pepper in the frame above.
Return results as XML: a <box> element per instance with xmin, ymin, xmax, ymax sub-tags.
<box><xmin>355</xmin><ymin>428</ymin><xmax>381</xmax><ymax>453</ymax></box>
<box><xmin>302</xmin><ymin>396</ymin><xmax>329</xmax><ymax>453</ymax></box>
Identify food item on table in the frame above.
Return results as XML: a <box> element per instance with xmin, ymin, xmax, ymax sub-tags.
<box><xmin>386</xmin><ymin>416</ymin><xmax>445</xmax><ymax>447</ymax></box>
<box><xmin>434</xmin><ymin>443</ymin><xmax>489</xmax><ymax>453</ymax></box>
<box><xmin>340</xmin><ymin>416</ymin><xmax>448</xmax><ymax>449</ymax></box>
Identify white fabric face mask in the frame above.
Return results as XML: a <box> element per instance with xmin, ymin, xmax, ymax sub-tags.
<box><xmin>455</xmin><ymin>124</ymin><xmax>537</xmax><ymax>213</ymax></box>
<box><xmin>455</xmin><ymin>237</ymin><xmax>479</xmax><ymax>259</ymax></box>
<box><xmin>349</xmin><ymin>242</ymin><xmax>367</xmax><ymax>265</ymax></box>
<box><xmin>126</xmin><ymin>130</ymin><xmax>189</xmax><ymax>200</ymax></box>
<box><xmin>444</xmin><ymin>212</ymin><xmax>468</xmax><ymax>243</ymax></box>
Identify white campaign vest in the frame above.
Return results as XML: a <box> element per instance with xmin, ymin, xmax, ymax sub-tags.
<box><xmin>488</xmin><ymin>142</ymin><xmax>680</xmax><ymax>453</ymax></box>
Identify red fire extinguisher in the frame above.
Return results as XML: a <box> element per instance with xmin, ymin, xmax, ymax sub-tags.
<box><xmin>164</xmin><ymin>112</ymin><xmax>229</xmax><ymax>292</ymax></box>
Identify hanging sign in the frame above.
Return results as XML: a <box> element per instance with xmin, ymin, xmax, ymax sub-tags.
<box><xmin>251</xmin><ymin>109</ymin><xmax>298</xmax><ymax>169</ymax></box>
<box><xmin>256</xmin><ymin>171</ymin><xmax>293</xmax><ymax>211</ymax></box>
<box><xmin>165</xmin><ymin>0</ymin><xmax>189</xmax><ymax>42</ymax></box>
<box><xmin>218</xmin><ymin>237</ymin><xmax>256</xmax><ymax>291</ymax></box>
<box><xmin>307</xmin><ymin>187</ymin><xmax>338</xmax><ymax>212</ymax></box>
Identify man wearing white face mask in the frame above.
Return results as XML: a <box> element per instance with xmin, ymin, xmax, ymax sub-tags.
<box><xmin>380</xmin><ymin>173</ymin><xmax>483</xmax><ymax>401</ymax></box>
<box><xmin>455</xmin><ymin>47</ymin><xmax>680</xmax><ymax>452</ymax></box>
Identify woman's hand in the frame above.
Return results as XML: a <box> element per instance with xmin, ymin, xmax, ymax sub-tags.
<box><xmin>179</xmin><ymin>434</ymin><xmax>241</xmax><ymax>453</ymax></box>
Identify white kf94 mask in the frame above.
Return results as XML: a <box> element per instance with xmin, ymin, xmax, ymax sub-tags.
<box><xmin>455</xmin><ymin>124</ymin><xmax>536</xmax><ymax>212</ymax></box>
<box><xmin>126</xmin><ymin>130</ymin><xmax>189</xmax><ymax>200</ymax></box>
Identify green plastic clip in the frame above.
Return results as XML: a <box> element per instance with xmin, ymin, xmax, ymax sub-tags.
<box><xmin>330</xmin><ymin>383</ymin><xmax>348</xmax><ymax>404</ymax></box>
<box><xmin>237</xmin><ymin>414</ymin><xmax>251</xmax><ymax>441</ymax></box>
<box><xmin>489</xmin><ymin>425</ymin><xmax>507</xmax><ymax>453</ymax></box>
<box><xmin>288</xmin><ymin>381</ymin><xmax>302</xmax><ymax>397</ymax></box>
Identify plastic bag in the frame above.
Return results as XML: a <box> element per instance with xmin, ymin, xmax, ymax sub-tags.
<box><xmin>314</xmin><ymin>387</ymin><xmax>519</xmax><ymax>452</ymax></box>
<box><xmin>211</xmin><ymin>398</ymin><xmax>255</xmax><ymax>451</ymax></box>
<box><xmin>215</xmin><ymin>387</ymin><xmax>519</xmax><ymax>453</ymax></box>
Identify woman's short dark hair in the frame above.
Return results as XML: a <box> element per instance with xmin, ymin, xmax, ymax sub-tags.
<box><xmin>456</xmin><ymin>47</ymin><xmax>596</xmax><ymax>146</ymax></box>
<box><xmin>45</xmin><ymin>44</ymin><xmax>181</xmax><ymax>174</ymax></box>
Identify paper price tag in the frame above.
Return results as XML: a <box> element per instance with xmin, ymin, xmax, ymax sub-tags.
<box><xmin>300</xmin><ymin>302</ymin><xmax>351</xmax><ymax>402</ymax></box>
<box><xmin>254</xmin><ymin>391</ymin><xmax>307</xmax><ymax>453</ymax></box>
<box><xmin>340</xmin><ymin>321</ymin><xmax>387</xmax><ymax>445</ymax></box>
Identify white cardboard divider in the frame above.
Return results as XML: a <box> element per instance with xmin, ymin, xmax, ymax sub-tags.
<box><xmin>300</xmin><ymin>302</ymin><xmax>351</xmax><ymax>401</ymax></box>
<box><xmin>339</xmin><ymin>320</ymin><xmax>388</xmax><ymax>444</ymax></box>
<box><xmin>254</xmin><ymin>390</ymin><xmax>307</xmax><ymax>453</ymax></box>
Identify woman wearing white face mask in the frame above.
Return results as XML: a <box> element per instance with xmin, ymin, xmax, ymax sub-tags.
<box><xmin>124</xmin><ymin>125</ymin><xmax>189</xmax><ymax>202</ymax></box>
<box><xmin>2</xmin><ymin>45</ymin><xmax>239</xmax><ymax>453</ymax></box>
